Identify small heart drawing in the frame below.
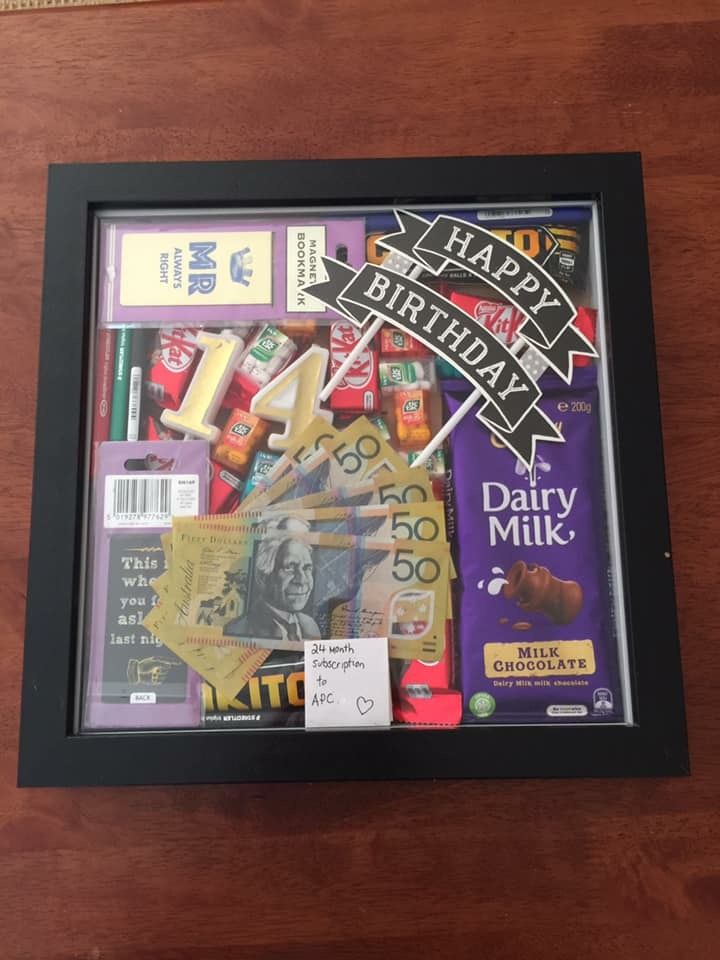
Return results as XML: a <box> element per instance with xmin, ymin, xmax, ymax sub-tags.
<box><xmin>356</xmin><ymin>696</ymin><xmax>374</xmax><ymax>716</ymax></box>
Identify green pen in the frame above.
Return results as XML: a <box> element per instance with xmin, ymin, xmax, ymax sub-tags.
<box><xmin>109</xmin><ymin>327</ymin><xmax>133</xmax><ymax>441</ymax></box>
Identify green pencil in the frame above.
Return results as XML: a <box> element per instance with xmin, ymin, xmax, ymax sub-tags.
<box><xmin>109</xmin><ymin>327</ymin><xmax>133</xmax><ymax>441</ymax></box>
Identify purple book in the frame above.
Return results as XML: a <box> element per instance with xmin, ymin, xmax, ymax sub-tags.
<box><xmin>97</xmin><ymin>216</ymin><xmax>365</xmax><ymax>328</ymax></box>
<box><xmin>83</xmin><ymin>441</ymin><xmax>209</xmax><ymax>730</ymax></box>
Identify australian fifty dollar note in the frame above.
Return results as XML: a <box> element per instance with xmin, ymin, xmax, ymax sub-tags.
<box><xmin>146</xmin><ymin>518</ymin><xmax>449</xmax><ymax>698</ymax></box>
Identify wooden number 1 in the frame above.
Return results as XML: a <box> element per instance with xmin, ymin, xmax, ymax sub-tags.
<box><xmin>251</xmin><ymin>345</ymin><xmax>333</xmax><ymax>451</ymax></box>
<box><xmin>161</xmin><ymin>331</ymin><xmax>245</xmax><ymax>443</ymax></box>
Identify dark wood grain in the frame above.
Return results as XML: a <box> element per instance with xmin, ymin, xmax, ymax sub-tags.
<box><xmin>1</xmin><ymin>1</ymin><xmax>718</xmax><ymax>957</ymax></box>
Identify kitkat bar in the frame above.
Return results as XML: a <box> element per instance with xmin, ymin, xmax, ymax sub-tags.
<box><xmin>450</xmin><ymin>292</ymin><xmax>596</xmax><ymax>366</ymax></box>
<box><xmin>329</xmin><ymin>321</ymin><xmax>380</xmax><ymax>412</ymax></box>
<box><xmin>145</xmin><ymin>327</ymin><xmax>199</xmax><ymax>409</ymax></box>
<box><xmin>450</xmin><ymin>293</ymin><xmax>525</xmax><ymax>346</ymax></box>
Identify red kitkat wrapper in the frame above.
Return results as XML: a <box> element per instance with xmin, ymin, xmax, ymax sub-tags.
<box><xmin>451</xmin><ymin>292</ymin><xmax>597</xmax><ymax>367</ymax></box>
<box><xmin>145</xmin><ymin>328</ymin><xmax>199</xmax><ymax>410</ymax></box>
<box><xmin>329</xmin><ymin>321</ymin><xmax>380</xmax><ymax>412</ymax></box>
<box><xmin>450</xmin><ymin>292</ymin><xmax>526</xmax><ymax>346</ymax></box>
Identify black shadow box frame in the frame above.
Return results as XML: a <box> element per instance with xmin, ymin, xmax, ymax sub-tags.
<box><xmin>17</xmin><ymin>154</ymin><xmax>689</xmax><ymax>786</ymax></box>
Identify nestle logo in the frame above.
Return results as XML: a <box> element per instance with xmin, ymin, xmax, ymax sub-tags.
<box><xmin>159</xmin><ymin>328</ymin><xmax>198</xmax><ymax>372</ymax></box>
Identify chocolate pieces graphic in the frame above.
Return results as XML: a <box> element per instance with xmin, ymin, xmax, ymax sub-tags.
<box><xmin>503</xmin><ymin>560</ymin><xmax>583</xmax><ymax>625</ymax></box>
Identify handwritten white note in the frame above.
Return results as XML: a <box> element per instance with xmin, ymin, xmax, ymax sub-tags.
<box><xmin>304</xmin><ymin>637</ymin><xmax>392</xmax><ymax>729</ymax></box>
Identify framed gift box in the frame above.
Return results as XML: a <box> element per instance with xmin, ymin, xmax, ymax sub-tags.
<box><xmin>18</xmin><ymin>154</ymin><xmax>688</xmax><ymax>786</ymax></box>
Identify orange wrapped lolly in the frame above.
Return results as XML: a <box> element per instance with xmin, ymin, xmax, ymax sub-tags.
<box><xmin>395</xmin><ymin>389</ymin><xmax>431</xmax><ymax>448</ymax></box>
<box><xmin>213</xmin><ymin>409</ymin><xmax>267</xmax><ymax>472</ymax></box>
<box><xmin>380</xmin><ymin>327</ymin><xmax>431</xmax><ymax>358</ymax></box>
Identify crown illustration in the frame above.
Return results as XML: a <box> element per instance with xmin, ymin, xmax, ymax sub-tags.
<box><xmin>229</xmin><ymin>246</ymin><xmax>254</xmax><ymax>286</ymax></box>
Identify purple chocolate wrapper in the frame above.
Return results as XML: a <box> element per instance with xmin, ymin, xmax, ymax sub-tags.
<box><xmin>84</xmin><ymin>441</ymin><xmax>209</xmax><ymax>730</ymax></box>
<box><xmin>445</xmin><ymin>367</ymin><xmax>623</xmax><ymax>723</ymax></box>
<box><xmin>97</xmin><ymin>217</ymin><xmax>365</xmax><ymax>328</ymax></box>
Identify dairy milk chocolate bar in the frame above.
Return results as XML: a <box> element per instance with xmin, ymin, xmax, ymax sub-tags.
<box><xmin>444</xmin><ymin>368</ymin><xmax>622</xmax><ymax>723</ymax></box>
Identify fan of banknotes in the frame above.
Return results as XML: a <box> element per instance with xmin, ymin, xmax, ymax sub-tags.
<box><xmin>145</xmin><ymin>417</ymin><xmax>453</xmax><ymax>700</ymax></box>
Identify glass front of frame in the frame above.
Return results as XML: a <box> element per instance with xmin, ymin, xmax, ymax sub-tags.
<box><xmin>77</xmin><ymin>201</ymin><xmax>633</xmax><ymax>733</ymax></box>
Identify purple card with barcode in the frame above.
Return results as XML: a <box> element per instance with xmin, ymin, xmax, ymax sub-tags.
<box><xmin>84</xmin><ymin>441</ymin><xmax>209</xmax><ymax>729</ymax></box>
<box><xmin>97</xmin><ymin>216</ymin><xmax>365</xmax><ymax>327</ymax></box>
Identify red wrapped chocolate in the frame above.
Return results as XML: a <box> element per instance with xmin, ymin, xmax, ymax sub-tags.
<box><xmin>144</xmin><ymin>407</ymin><xmax>181</xmax><ymax>442</ymax></box>
<box><xmin>145</xmin><ymin>327</ymin><xmax>199</xmax><ymax>409</ymax></box>
<box><xmin>450</xmin><ymin>293</ymin><xmax>526</xmax><ymax>346</ymax></box>
<box><xmin>393</xmin><ymin>624</ymin><xmax>461</xmax><ymax>726</ymax></box>
<box><xmin>222</xmin><ymin>324</ymin><xmax>297</xmax><ymax>411</ymax></box>
<box><xmin>329</xmin><ymin>321</ymin><xmax>380</xmax><ymax>412</ymax></box>
<box><xmin>450</xmin><ymin>292</ymin><xmax>596</xmax><ymax>366</ymax></box>
<box><xmin>209</xmin><ymin>461</ymin><xmax>245</xmax><ymax>515</ymax></box>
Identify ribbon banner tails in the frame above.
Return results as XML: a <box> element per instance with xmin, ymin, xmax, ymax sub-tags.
<box><xmin>304</xmin><ymin>210</ymin><xmax>596</xmax><ymax>468</ymax></box>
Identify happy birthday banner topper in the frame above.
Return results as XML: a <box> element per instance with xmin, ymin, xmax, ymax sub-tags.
<box><xmin>304</xmin><ymin>210</ymin><xmax>596</xmax><ymax>468</ymax></box>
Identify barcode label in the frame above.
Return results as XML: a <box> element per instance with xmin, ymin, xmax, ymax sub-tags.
<box><xmin>104</xmin><ymin>474</ymin><xmax>199</xmax><ymax>528</ymax></box>
<box><xmin>126</xmin><ymin>366</ymin><xmax>142</xmax><ymax>441</ymax></box>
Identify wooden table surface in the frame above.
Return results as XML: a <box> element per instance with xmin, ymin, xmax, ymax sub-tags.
<box><xmin>1</xmin><ymin>1</ymin><xmax>719</xmax><ymax>957</ymax></box>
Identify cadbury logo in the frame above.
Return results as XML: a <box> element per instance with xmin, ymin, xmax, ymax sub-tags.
<box><xmin>482</xmin><ymin>481</ymin><xmax>578</xmax><ymax>548</ymax></box>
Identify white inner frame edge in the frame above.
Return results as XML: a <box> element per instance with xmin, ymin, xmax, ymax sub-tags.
<box><xmin>588</xmin><ymin>201</ymin><xmax>634</xmax><ymax>725</ymax></box>
<box><xmin>87</xmin><ymin>199</ymin><xmax>633</xmax><ymax>728</ymax></box>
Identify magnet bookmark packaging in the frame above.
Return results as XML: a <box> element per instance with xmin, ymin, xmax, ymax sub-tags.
<box><xmin>18</xmin><ymin>155</ymin><xmax>688</xmax><ymax>785</ymax></box>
